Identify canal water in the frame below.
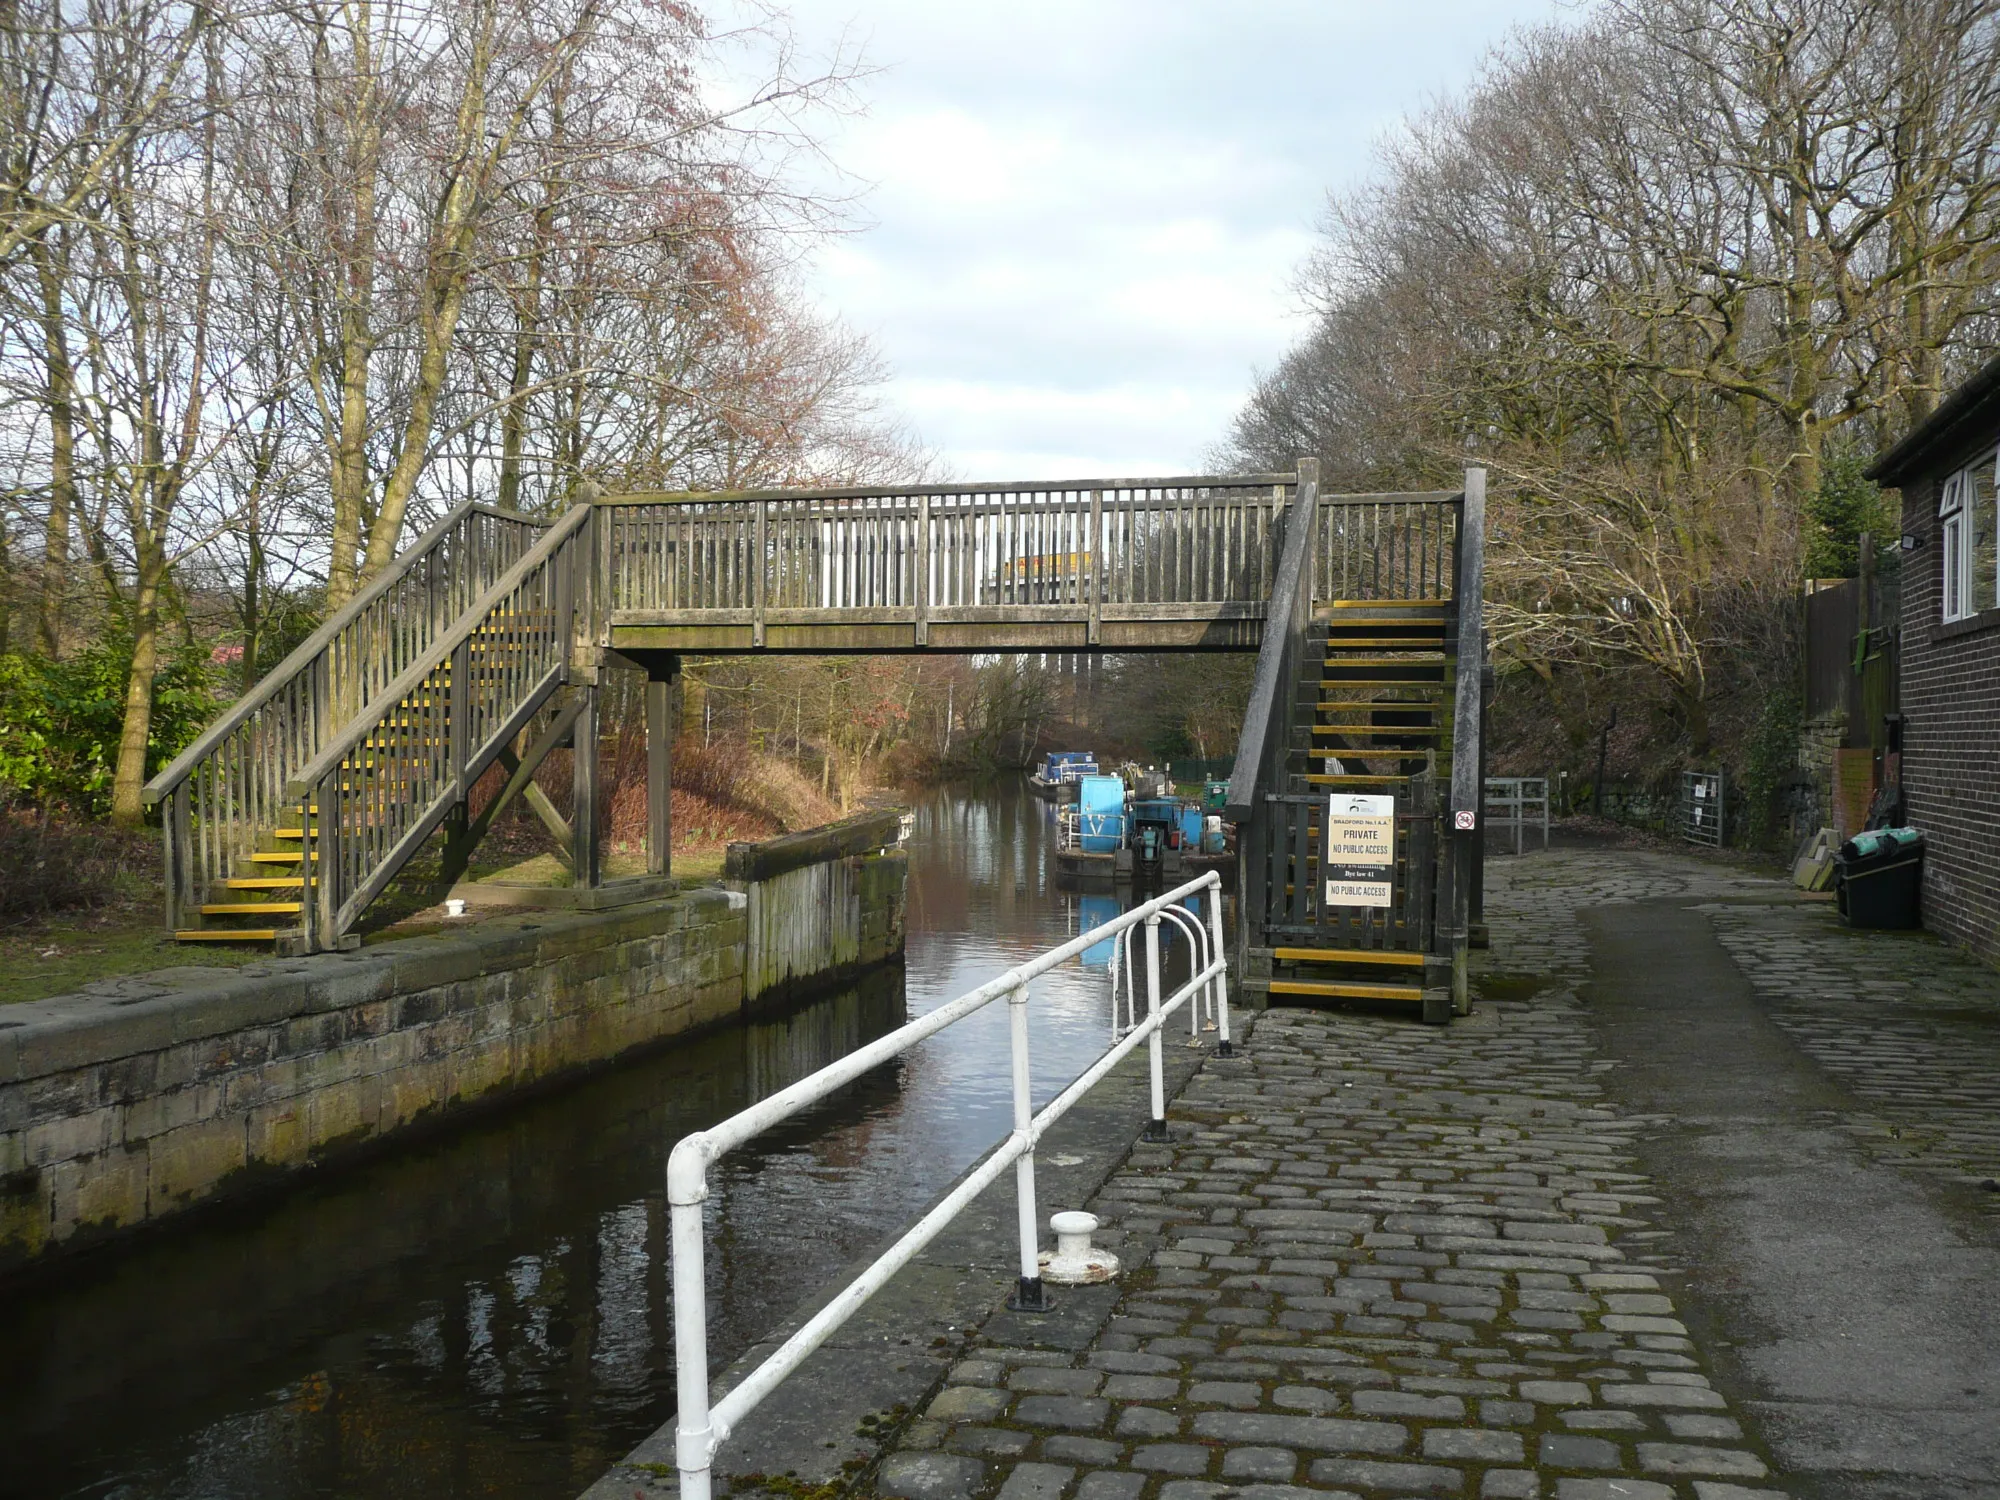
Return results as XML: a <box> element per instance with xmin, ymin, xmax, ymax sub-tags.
<box><xmin>0</xmin><ymin>782</ymin><xmax>1217</xmax><ymax>1500</ymax></box>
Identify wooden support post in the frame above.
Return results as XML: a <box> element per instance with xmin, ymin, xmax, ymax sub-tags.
<box><xmin>1087</xmin><ymin>488</ymin><xmax>1103</xmax><ymax>646</ymax></box>
<box><xmin>1444</xmin><ymin>466</ymin><xmax>1486</xmax><ymax>1016</ymax></box>
<box><xmin>573</xmin><ymin>684</ymin><xmax>601</xmax><ymax>888</ymax></box>
<box><xmin>448</xmin><ymin>636</ymin><xmax>471</xmax><ymax>804</ymax></box>
<box><xmin>311</xmin><ymin>766</ymin><xmax>337</xmax><ymax>953</ymax></box>
<box><xmin>164</xmin><ymin>787</ymin><xmax>188</xmax><ymax>934</ymax></box>
<box><xmin>753</xmin><ymin>497</ymin><xmax>768</xmax><ymax>648</ymax></box>
<box><xmin>648</xmin><ymin>664</ymin><xmax>677</xmax><ymax>876</ymax></box>
<box><xmin>915</xmin><ymin>491</ymin><xmax>931</xmax><ymax>646</ymax></box>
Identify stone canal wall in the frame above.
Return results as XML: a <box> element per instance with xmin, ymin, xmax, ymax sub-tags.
<box><xmin>0</xmin><ymin>844</ymin><xmax>906</xmax><ymax>1275</ymax></box>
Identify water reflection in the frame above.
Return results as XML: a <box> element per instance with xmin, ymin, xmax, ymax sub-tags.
<box><xmin>0</xmin><ymin>781</ymin><xmax>1207</xmax><ymax>1500</ymax></box>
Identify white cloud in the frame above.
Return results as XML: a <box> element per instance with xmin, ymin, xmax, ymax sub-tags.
<box><xmin>763</xmin><ymin>0</ymin><xmax>1572</xmax><ymax>479</ymax></box>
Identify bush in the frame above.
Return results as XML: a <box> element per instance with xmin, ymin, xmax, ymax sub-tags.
<box><xmin>0</xmin><ymin>634</ymin><xmax>219</xmax><ymax>818</ymax></box>
<box><xmin>0</xmin><ymin>807</ymin><xmax>152</xmax><ymax>921</ymax></box>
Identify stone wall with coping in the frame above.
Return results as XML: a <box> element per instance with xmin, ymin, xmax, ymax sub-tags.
<box><xmin>0</xmin><ymin>850</ymin><xmax>906</xmax><ymax>1274</ymax></box>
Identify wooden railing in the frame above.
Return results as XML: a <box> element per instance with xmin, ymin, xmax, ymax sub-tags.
<box><xmin>599</xmin><ymin>475</ymin><xmax>1294</xmax><ymax>647</ymax></box>
<box><xmin>1317</xmin><ymin>491</ymin><xmax>1461</xmax><ymax>601</ymax></box>
<box><xmin>1221</xmin><ymin>460</ymin><xmax>1320</xmax><ymax>921</ymax></box>
<box><xmin>145</xmin><ymin>502</ymin><xmax>546</xmax><ymax>932</ymax></box>
<box><xmin>292</xmin><ymin>505</ymin><xmax>592</xmax><ymax>949</ymax></box>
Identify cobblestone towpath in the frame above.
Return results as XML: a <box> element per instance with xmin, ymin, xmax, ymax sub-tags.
<box><xmin>869</xmin><ymin>847</ymin><xmax>2000</xmax><ymax>1500</ymax></box>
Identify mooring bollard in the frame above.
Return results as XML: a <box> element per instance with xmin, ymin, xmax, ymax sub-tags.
<box><xmin>1042</xmin><ymin>1210</ymin><xmax>1119</xmax><ymax>1284</ymax></box>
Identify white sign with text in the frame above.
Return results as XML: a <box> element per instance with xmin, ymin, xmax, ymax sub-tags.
<box><xmin>1324</xmin><ymin>792</ymin><xmax>1395</xmax><ymax>907</ymax></box>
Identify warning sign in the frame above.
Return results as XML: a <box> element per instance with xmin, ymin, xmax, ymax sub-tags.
<box><xmin>1324</xmin><ymin>793</ymin><xmax>1395</xmax><ymax>908</ymax></box>
<box><xmin>1325</xmin><ymin>793</ymin><xmax>1395</xmax><ymax>865</ymax></box>
<box><xmin>1325</xmin><ymin>877</ymin><xmax>1394</xmax><ymax>907</ymax></box>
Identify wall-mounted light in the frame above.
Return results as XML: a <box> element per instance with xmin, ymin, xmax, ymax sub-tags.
<box><xmin>1900</xmin><ymin>531</ymin><xmax>1925</xmax><ymax>551</ymax></box>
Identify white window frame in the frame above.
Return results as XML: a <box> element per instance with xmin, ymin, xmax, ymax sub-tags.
<box><xmin>1938</xmin><ymin>452</ymin><xmax>2000</xmax><ymax>623</ymax></box>
<box><xmin>1941</xmin><ymin>469</ymin><xmax>1968</xmax><ymax>622</ymax></box>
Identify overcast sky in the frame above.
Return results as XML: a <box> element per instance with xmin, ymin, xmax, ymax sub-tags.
<box><xmin>769</xmin><ymin>1</ymin><xmax>1570</xmax><ymax>481</ymax></box>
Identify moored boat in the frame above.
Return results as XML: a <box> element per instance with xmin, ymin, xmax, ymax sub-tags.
<box><xmin>1029</xmin><ymin>750</ymin><xmax>1100</xmax><ymax>802</ymax></box>
<box><xmin>1053</xmin><ymin>774</ymin><xmax>1129</xmax><ymax>883</ymax></box>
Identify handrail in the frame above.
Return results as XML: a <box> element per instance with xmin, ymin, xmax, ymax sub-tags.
<box><xmin>1222</xmin><ymin>460</ymin><xmax>1318</xmax><ymax>825</ymax></box>
<box><xmin>666</xmin><ymin>871</ymin><xmax>1229</xmax><ymax>1500</ymax></box>
<box><xmin>593</xmin><ymin>473</ymin><xmax>1296</xmax><ymax>506</ymax></box>
<box><xmin>289</xmin><ymin>503</ymin><xmax>592</xmax><ymax>949</ymax></box>
<box><xmin>144</xmin><ymin>500</ymin><xmax>537</xmax><ymax>803</ymax></box>
<box><xmin>289</xmin><ymin>505</ymin><xmax>589</xmax><ymax>799</ymax></box>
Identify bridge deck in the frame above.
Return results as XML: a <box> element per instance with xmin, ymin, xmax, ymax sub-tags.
<box><xmin>598</xmin><ymin>477</ymin><xmax>1459</xmax><ymax>655</ymax></box>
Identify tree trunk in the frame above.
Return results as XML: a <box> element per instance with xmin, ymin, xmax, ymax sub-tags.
<box><xmin>33</xmin><ymin>231</ymin><xmax>77</xmax><ymax>655</ymax></box>
<box><xmin>110</xmin><ymin>553</ymin><xmax>165</xmax><ymax>827</ymax></box>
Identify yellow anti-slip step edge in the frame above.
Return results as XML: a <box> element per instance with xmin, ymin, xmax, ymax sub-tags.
<box><xmin>1273</xmin><ymin>947</ymin><xmax>1424</xmax><ymax>967</ymax></box>
<box><xmin>199</xmin><ymin>902</ymin><xmax>304</xmax><ymax>916</ymax></box>
<box><xmin>1322</xmin><ymin>625</ymin><xmax>1445</xmax><ymax>636</ymax></box>
<box><xmin>176</xmin><ymin>929</ymin><xmax>283</xmax><ymax>942</ymax></box>
<box><xmin>1312</xmin><ymin>725</ymin><xmax>1443</xmax><ymax>736</ymax></box>
<box><xmin>1322</xmin><ymin>598</ymin><xmax>1448</xmax><ymax>610</ymax></box>
<box><xmin>1270</xmin><ymin>979</ymin><xmax>1424</xmax><ymax>1002</ymax></box>
<box><xmin>1302</xmin><ymin>774</ymin><xmax>1410</xmax><ymax>786</ymax></box>
<box><xmin>1320</xmin><ymin>640</ymin><xmax>1448</xmax><ymax>652</ymax></box>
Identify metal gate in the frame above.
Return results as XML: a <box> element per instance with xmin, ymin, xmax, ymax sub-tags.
<box><xmin>1682</xmin><ymin>769</ymin><xmax>1725</xmax><ymax>847</ymax></box>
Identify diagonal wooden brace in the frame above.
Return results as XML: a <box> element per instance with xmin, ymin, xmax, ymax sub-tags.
<box><xmin>444</xmin><ymin>692</ymin><xmax>585</xmax><ymax>879</ymax></box>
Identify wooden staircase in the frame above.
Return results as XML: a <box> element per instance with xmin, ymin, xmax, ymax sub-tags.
<box><xmin>1227</xmin><ymin>463</ymin><xmax>1485</xmax><ymax>1028</ymax></box>
<box><xmin>148</xmin><ymin>501</ymin><xmax>589</xmax><ymax>954</ymax></box>
<box><xmin>1258</xmin><ymin>600</ymin><xmax>1453</xmax><ymax>1022</ymax></box>
<box><xmin>169</xmin><ymin>611</ymin><xmax>563</xmax><ymax>945</ymax></box>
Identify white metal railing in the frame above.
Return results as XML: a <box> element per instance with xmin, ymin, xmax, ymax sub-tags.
<box><xmin>666</xmin><ymin>872</ymin><xmax>1229</xmax><ymax>1500</ymax></box>
<box><xmin>1108</xmin><ymin>901</ymin><xmax>1225</xmax><ymax>1044</ymax></box>
<box><xmin>1483</xmin><ymin>776</ymin><xmax>1550</xmax><ymax>855</ymax></box>
<box><xmin>1055</xmin><ymin>804</ymin><xmax>1127</xmax><ymax>853</ymax></box>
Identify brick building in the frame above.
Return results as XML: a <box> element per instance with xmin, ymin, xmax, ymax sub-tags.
<box><xmin>1869</xmin><ymin>359</ymin><xmax>2000</xmax><ymax>963</ymax></box>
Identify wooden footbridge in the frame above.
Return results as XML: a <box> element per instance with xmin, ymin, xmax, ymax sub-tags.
<box><xmin>144</xmin><ymin>461</ymin><xmax>1487</xmax><ymax>1019</ymax></box>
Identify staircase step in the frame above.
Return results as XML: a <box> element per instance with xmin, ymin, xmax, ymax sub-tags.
<box><xmin>1301</xmin><ymin>773</ymin><xmax>1411</xmax><ymax>787</ymax></box>
<box><xmin>1320</xmin><ymin>655</ymin><xmax>1446</xmax><ymax>666</ymax></box>
<box><xmin>249</xmin><ymin>851</ymin><xmax>316</xmax><ymax>863</ymax></box>
<box><xmin>1316</xmin><ymin>700</ymin><xmax>1439</xmax><ymax>713</ymax></box>
<box><xmin>1312</xmin><ymin>640</ymin><xmax>1440</xmax><ymax>652</ymax></box>
<box><xmin>1273</xmin><ymin>947</ymin><xmax>1424</xmax><ymax>967</ymax></box>
<box><xmin>1318</xmin><ymin>678</ymin><xmax>1446</xmax><ymax>688</ymax></box>
<box><xmin>1270</xmin><ymin>979</ymin><xmax>1425</xmax><ymax>1002</ymax></box>
<box><xmin>1304</xmin><ymin>728</ymin><xmax>1448</xmax><ymax>740</ymax></box>
<box><xmin>1321</xmin><ymin>599</ymin><xmax>1449</xmax><ymax>612</ymax></box>
<box><xmin>221</xmin><ymin>877</ymin><xmax>308</xmax><ymax>891</ymax></box>
<box><xmin>175</xmin><ymin>928</ymin><xmax>285</xmax><ymax>943</ymax></box>
<box><xmin>200</xmin><ymin>901</ymin><xmax>305</xmax><ymax>916</ymax></box>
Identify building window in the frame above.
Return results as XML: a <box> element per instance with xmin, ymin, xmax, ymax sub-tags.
<box><xmin>1940</xmin><ymin>452</ymin><xmax>1998</xmax><ymax>622</ymax></box>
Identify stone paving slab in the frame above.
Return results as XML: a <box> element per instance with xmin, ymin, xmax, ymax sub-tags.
<box><xmin>603</xmin><ymin>844</ymin><xmax>2000</xmax><ymax>1500</ymax></box>
<box><xmin>875</xmin><ymin>849</ymin><xmax>1788</xmax><ymax>1500</ymax></box>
